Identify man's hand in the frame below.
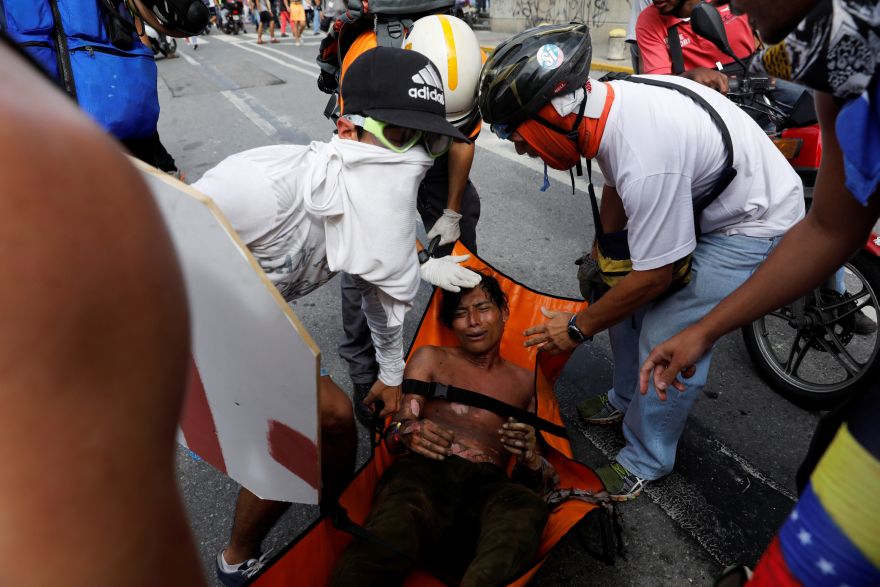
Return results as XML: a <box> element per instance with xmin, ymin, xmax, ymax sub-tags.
<box><xmin>499</xmin><ymin>418</ymin><xmax>541</xmax><ymax>470</ymax></box>
<box><xmin>682</xmin><ymin>67</ymin><xmax>730</xmax><ymax>94</ymax></box>
<box><xmin>363</xmin><ymin>380</ymin><xmax>401</xmax><ymax>419</ymax></box>
<box><xmin>400</xmin><ymin>419</ymin><xmax>454</xmax><ymax>460</ymax></box>
<box><xmin>427</xmin><ymin>209</ymin><xmax>462</xmax><ymax>246</ymax></box>
<box><xmin>523</xmin><ymin>307</ymin><xmax>577</xmax><ymax>354</ymax></box>
<box><xmin>638</xmin><ymin>324</ymin><xmax>709</xmax><ymax>400</ymax></box>
<box><xmin>419</xmin><ymin>255</ymin><xmax>482</xmax><ymax>292</ymax></box>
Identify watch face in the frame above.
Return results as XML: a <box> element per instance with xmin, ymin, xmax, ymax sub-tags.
<box><xmin>567</xmin><ymin>315</ymin><xmax>584</xmax><ymax>342</ymax></box>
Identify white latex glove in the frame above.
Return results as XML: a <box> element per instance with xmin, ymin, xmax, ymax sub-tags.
<box><xmin>419</xmin><ymin>255</ymin><xmax>482</xmax><ymax>292</ymax></box>
<box><xmin>426</xmin><ymin>209</ymin><xmax>462</xmax><ymax>246</ymax></box>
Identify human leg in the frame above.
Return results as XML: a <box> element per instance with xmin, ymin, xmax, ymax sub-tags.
<box><xmin>460</xmin><ymin>481</ymin><xmax>548</xmax><ymax>587</ymax></box>
<box><xmin>330</xmin><ymin>455</ymin><xmax>451</xmax><ymax>586</ymax></box>
<box><xmin>578</xmin><ymin>308</ymin><xmax>645</xmax><ymax>425</ymax></box>
<box><xmin>319</xmin><ymin>374</ymin><xmax>357</xmax><ymax>504</ymax></box>
<box><xmin>223</xmin><ymin>488</ymin><xmax>290</xmax><ymax>565</ymax></box>
<box><xmin>615</xmin><ymin>233</ymin><xmax>780</xmax><ymax>481</ymax></box>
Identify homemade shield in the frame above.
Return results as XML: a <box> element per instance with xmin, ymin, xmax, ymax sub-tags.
<box><xmin>250</xmin><ymin>244</ymin><xmax>607</xmax><ymax>586</ymax></box>
<box><xmin>138</xmin><ymin>161</ymin><xmax>322</xmax><ymax>505</ymax></box>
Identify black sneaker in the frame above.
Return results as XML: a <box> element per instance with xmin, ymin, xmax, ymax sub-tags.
<box><xmin>216</xmin><ymin>551</ymin><xmax>269</xmax><ymax>587</ymax></box>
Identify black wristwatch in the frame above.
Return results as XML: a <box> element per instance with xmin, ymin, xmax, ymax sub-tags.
<box><xmin>418</xmin><ymin>248</ymin><xmax>431</xmax><ymax>265</ymax></box>
<box><xmin>567</xmin><ymin>314</ymin><xmax>591</xmax><ymax>343</ymax></box>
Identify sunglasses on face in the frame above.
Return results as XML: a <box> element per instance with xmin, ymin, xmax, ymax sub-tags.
<box><xmin>345</xmin><ymin>115</ymin><xmax>453</xmax><ymax>159</ymax></box>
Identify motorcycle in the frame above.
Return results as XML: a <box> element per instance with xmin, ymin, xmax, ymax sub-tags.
<box><xmin>222</xmin><ymin>1</ymin><xmax>246</xmax><ymax>35</ymax></box>
<box><xmin>691</xmin><ymin>3</ymin><xmax>880</xmax><ymax>409</ymax></box>
<box><xmin>144</xmin><ymin>23</ymin><xmax>177</xmax><ymax>58</ymax></box>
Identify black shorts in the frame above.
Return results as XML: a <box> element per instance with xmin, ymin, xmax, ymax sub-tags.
<box><xmin>259</xmin><ymin>10</ymin><xmax>273</xmax><ymax>24</ymax></box>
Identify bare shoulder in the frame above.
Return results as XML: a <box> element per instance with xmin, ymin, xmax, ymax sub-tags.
<box><xmin>404</xmin><ymin>345</ymin><xmax>449</xmax><ymax>379</ymax></box>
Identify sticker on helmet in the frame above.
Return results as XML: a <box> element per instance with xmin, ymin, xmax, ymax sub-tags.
<box><xmin>536</xmin><ymin>44</ymin><xmax>564</xmax><ymax>70</ymax></box>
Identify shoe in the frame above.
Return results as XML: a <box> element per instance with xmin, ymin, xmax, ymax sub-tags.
<box><xmin>596</xmin><ymin>461</ymin><xmax>648</xmax><ymax>501</ymax></box>
<box><xmin>577</xmin><ymin>393</ymin><xmax>623</xmax><ymax>425</ymax></box>
<box><xmin>854</xmin><ymin>310</ymin><xmax>877</xmax><ymax>335</ymax></box>
<box><xmin>270</xmin><ymin>38</ymin><xmax>280</xmax><ymax>43</ymax></box>
<box><xmin>216</xmin><ymin>550</ymin><xmax>269</xmax><ymax>587</ymax></box>
<box><xmin>280</xmin><ymin>33</ymin><xmax>289</xmax><ymax>37</ymax></box>
<box><xmin>256</xmin><ymin>39</ymin><xmax>264</xmax><ymax>44</ymax></box>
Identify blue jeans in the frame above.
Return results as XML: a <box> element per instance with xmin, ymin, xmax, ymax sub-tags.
<box><xmin>312</xmin><ymin>8</ymin><xmax>322</xmax><ymax>34</ymax></box>
<box><xmin>606</xmin><ymin>232</ymin><xmax>780</xmax><ymax>480</ymax></box>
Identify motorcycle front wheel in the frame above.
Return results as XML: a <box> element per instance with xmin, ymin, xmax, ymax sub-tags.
<box><xmin>742</xmin><ymin>250</ymin><xmax>880</xmax><ymax>409</ymax></box>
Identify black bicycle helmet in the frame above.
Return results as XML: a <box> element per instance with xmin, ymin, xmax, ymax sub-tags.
<box><xmin>478</xmin><ymin>22</ymin><xmax>592</xmax><ymax>132</ymax></box>
<box><xmin>125</xmin><ymin>0</ymin><xmax>209</xmax><ymax>36</ymax></box>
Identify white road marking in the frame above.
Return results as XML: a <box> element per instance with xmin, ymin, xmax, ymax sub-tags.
<box><xmin>220</xmin><ymin>90</ymin><xmax>278</xmax><ymax>136</ymax></box>
<box><xmin>710</xmin><ymin>439</ymin><xmax>797</xmax><ymax>501</ymax></box>
<box><xmin>575</xmin><ymin>420</ymin><xmax>795</xmax><ymax>566</ymax></box>
<box><xmin>179</xmin><ymin>51</ymin><xmax>201</xmax><ymax>67</ymax></box>
<box><xmin>223</xmin><ymin>41</ymin><xmax>318</xmax><ymax>79</ymax></box>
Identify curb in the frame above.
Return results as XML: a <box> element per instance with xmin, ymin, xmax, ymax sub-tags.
<box><xmin>479</xmin><ymin>45</ymin><xmax>633</xmax><ymax>74</ymax></box>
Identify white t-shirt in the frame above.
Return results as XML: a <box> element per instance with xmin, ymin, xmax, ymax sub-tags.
<box><xmin>596</xmin><ymin>75</ymin><xmax>805</xmax><ymax>271</ymax></box>
<box><xmin>192</xmin><ymin>140</ymin><xmax>433</xmax><ymax>386</ymax></box>
<box><xmin>194</xmin><ymin>146</ymin><xmax>335</xmax><ymax>301</ymax></box>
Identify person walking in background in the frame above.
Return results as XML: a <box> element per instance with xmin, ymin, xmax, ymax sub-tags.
<box><xmin>252</xmin><ymin>0</ymin><xmax>279</xmax><ymax>44</ymax></box>
<box><xmin>312</xmin><ymin>0</ymin><xmax>323</xmax><ymax>35</ymax></box>
<box><xmin>289</xmin><ymin>0</ymin><xmax>306</xmax><ymax>45</ymax></box>
<box><xmin>277</xmin><ymin>0</ymin><xmax>291</xmax><ymax>37</ymax></box>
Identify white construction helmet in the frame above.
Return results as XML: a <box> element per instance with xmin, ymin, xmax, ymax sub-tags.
<box><xmin>405</xmin><ymin>14</ymin><xmax>484</xmax><ymax>132</ymax></box>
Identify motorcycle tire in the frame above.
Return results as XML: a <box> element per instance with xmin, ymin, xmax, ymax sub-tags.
<box><xmin>742</xmin><ymin>250</ymin><xmax>880</xmax><ymax>410</ymax></box>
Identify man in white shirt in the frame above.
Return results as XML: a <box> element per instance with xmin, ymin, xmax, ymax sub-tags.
<box><xmin>197</xmin><ymin>47</ymin><xmax>480</xmax><ymax>586</ymax></box>
<box><xmin>478</xmin><ymin>24</ymin><xmax>804</xmax><ymax>500</ymax></box>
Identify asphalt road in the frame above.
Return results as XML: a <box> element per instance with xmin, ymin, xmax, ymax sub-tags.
<box><xmin>158</xmin><ymin>28</ymin><xmax>822</xmax><ymax>586</ymax></box>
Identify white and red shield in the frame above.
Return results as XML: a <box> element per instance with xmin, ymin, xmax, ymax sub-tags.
<box><xmin>139</xmin><ymin>161</ymin><xmax>321</xmax><ymax>505</ymax></box>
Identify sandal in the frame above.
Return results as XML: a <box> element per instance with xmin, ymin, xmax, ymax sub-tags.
<box><xmin>256</xmin><ymin>39</ymin><xmax>265</xmax><ymax>45</ymax></box>
<box><xmin>270</xmin><ymin>38</ymin><xmax>280</xmax><ymax>43</ymax></box>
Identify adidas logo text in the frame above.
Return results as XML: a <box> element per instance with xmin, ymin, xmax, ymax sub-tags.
<box><xmin>408</xmin><ymin>86</ymin><xmax>445</xmax><ymax>104</ymax></box>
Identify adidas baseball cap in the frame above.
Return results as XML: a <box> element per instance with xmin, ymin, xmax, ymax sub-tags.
<box><xmin>341</xmin><ymin>46</ymin><xmax>467</xmax><ymax>141</ymax></box>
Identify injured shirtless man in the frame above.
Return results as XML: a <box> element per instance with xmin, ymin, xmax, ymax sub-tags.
<box><xmin>330</xmin><ymin>272</ymin><xmax>553</xmax><ymax>587</ymax></box>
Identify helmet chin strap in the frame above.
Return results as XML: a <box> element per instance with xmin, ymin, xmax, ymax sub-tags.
<box><xmin>530</xmin><ymin>93</ymin><xmax>589</xmax><ymax>194</ymax></box>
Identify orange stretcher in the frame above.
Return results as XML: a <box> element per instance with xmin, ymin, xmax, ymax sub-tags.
<box><xmin>251</xmin><ymin>245</ymin><xmax>608</xmax><ymax>586</ymax></box>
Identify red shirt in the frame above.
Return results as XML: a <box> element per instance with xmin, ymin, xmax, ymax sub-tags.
<box><xmin>636</xmin><ymin>2</ymin><xmax>755</xmax><ymax>74</ymax></box>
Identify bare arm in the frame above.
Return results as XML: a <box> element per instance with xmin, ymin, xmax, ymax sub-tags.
<box><xmin>0</xmin><ymin>44</ymin><xmax>203</xmax><ymax>587</ymax></box>
<box><xmin>524</xmin><ymin>265</ymin><xmax>673</xmax><ymax>354</ymax></box>
<box><xmin>445</xmin><ymin>139</ymin><xmax>475</xmax><ymax>214</ymax></box>
<box><xmin>640</xmin><ymin>92</ymin><xmax>880</xmax><ymax>395</ymax></box>
<box><xmin>390</xmin><ymin>347</ymin><xmax>454</xmax><ymax>459</ymax></box>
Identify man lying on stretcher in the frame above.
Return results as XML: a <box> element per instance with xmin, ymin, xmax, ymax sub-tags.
<box><xmin>330</xmin><ymin>272</ymin><xmax>555</xmax><ymax>587</ymax></box>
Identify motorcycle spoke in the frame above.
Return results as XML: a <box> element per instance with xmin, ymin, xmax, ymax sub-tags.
<box><xmin>816</xmin><ymin>330</ymin><xmax>863</xmax><ymax>377</ymax></box>
<box><xmin>782</xmin><ymin>331</ymin><xmax>810</xmax><ymax>376</ymax></box>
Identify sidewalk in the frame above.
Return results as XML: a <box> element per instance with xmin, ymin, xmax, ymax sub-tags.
<box><xmin>475</xmin><ymin>29</ymin><xmax>633</xmax><ymax>74</ymax></box>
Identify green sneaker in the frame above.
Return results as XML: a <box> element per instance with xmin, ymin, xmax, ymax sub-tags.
<box><xmin>577</xmin><ymin>393</ymin><xmax>623</xmax><ymax>425</ymax></box>
<box><xmin>596</xmin><ymin>461</ymin><xmax>648</xmax><ymax>501</ymax></box>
